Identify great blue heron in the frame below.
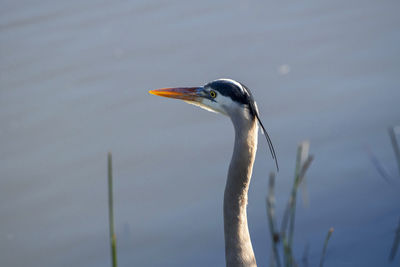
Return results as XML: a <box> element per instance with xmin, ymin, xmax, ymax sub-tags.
<box><xmin>149</xmin><ymin>78</ymin><xmax>278</xmax><ymax>267</ymax></box>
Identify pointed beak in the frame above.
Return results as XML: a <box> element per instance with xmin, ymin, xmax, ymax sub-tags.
<box><xmin>149</xmin><ymin>87</ymin><xmax>203</xmax><ymax>102</ymax></box>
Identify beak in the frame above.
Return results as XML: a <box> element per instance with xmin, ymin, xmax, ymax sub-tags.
<box><xmin>149</xmin><ymin>87</ymin><xmax>203</xmax><ymax>102</ymax></box>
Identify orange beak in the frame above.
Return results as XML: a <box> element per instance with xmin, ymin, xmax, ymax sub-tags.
<box><xmin>149</xmin><ymin>87</ymin><xmax>203</xmax><ymax>102</ymax></box>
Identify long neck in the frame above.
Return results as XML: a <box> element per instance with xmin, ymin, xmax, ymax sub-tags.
<box><xmin>224</xmin><ymin>114</ymin><xmax>258</xmax><ymax>267</ymax></box>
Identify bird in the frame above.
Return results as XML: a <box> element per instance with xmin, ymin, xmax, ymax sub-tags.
<box><xmin>149</xmin><ymin>78</ymin><xmax>278</xmax><ymax>267</ymax></box>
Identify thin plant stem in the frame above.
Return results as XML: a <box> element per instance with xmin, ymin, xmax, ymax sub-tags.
<box><xmin>108</xmin><ymin>152</ymin><xmax>118</xmax><ymax>267</ymax></box>
<box><xmin>288</xmin><ymin>143</ymin><xmax>312</xmax><ymax>265</ymax></box>
<box><xmin>282</xmin><ymin>237</ymin><xmax>291</xmax><ymax>267</ymax></box>
<box><xmin>319</xmin><ymin>227</ymin><xmax>334</xmax><ymax>267</ymax></box>
<box><xmin>266</xmin><ymin>172</ymin><xmax>282</xmax><ymax>267</ymax></box>
<box><xmin>287</xmin><ymin>155</ymin><xmax>313</xmax><ymax>267</ymax></box>
<box><xmin>389</xmin><ymin>217</ymin><xmax>400</xmax><ymax>262</ymax></box>
<box><xmin>366</xmin><ymin>146</ymin><xmax>393</xmax><ymax>184</ymax></box>
<box><xmin>280</xmin><ymin>145</ymin><xmax>304</xmax><ymax>246</ymax></box>
<box><xmin>288</xmin><ymin>143</ymin><xmax>306</xmax><ymax>248</ymax></box>
<box><xmin>388</xmin><ymin>126</ymin><xmax>400</xmax><ymax>177</ymax></box>
<box><xmin>299</xmin><ymin>142</ymin><xmax>310</xmax><ymax>207</ymax></box>
<box><xmin>280</xmin><ymin>205</ymin><xmax>291</xmax><ymax>267</ymax></box>
<box><xmin>279</xmin><ymin>143</ymin><xmax>313</xmax><ymax>267</ymax></box>
<box><xmin>267</xmin><ymin>142</ymin><xmax>315</xmax><ymax>267</ymax></box>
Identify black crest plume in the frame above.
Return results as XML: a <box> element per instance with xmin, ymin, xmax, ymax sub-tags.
<box><xmin>241</xmin><ymin>83</ymin><xmax>279</xmax><ymax>172</ymax></box>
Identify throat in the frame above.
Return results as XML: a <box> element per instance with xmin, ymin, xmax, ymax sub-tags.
<box><xmin>223</xmin><ymin>117</ymin><xmax>258</xmax><ymax>267</ymax></box>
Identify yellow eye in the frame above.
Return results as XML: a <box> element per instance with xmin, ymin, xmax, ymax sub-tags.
<box><xmin>210</xmin><ymin>90</ymin><xmax>217</xmax><ymax>98</ymax></box>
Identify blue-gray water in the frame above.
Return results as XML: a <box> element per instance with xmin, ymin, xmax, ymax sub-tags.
<box><xmin>1</xmin><ymin>1</ymin><xmax>400</xmax><ymax>266</ymax></box>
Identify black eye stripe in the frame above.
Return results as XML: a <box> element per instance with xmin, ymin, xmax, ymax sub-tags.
<box><xmin>205</xmin><ymin>80</ymin><xmax>251</xmax><ymax>106</ymax></box>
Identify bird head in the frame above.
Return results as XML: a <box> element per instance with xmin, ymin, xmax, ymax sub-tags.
<box><xmin>149</xmin><ymin>79</ymin><xmax>257</xmax><ymax>116</ymax></box>
<box><xmin>149</xmin><ymin>78</ymin><xmax>278</xmax><ymax>171</ymax></box>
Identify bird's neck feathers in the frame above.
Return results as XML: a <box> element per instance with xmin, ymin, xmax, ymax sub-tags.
<box><xmin>224</xmin><ymin>114</ymin><xmax>258</xmax><ymax>267</ymax></box>
<box><xmin>225</xmin><ymin>114</ymin><xmax>258</xmax><ymax>209</ymax></box>
<box><xmin>228</xmin><ymin>103</ymin><xmax>256</xmax><ymax>130</ymax></box>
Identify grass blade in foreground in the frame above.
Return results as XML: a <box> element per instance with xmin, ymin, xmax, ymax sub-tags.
<box><xmin>266</xmin><ymin>172</ymin><xmax>282</xmax><ymax>267</ymax></box>
<box><xmin>108</xmin><ymin>152</ymin><xmax>118</xmax><ymax>267</ymax></box>
<box><xmin>267</xmin><ymin>142</ymin><xmax>314</xmax><ymax>267</ymax></box>
<box><xmin>281</xmin><ymin>142</ymin><xmax>313</xmax><ymax>267</ymax></box>
<box><xmin>319</xmin><ymin>227</ymin><xmax>334</xmax><ymax>267</ymax></box>
<box><xmin>389</xmin><ymin>217</ymin><xmax>400</xmax><ymax>262</ymax></box>
<box><xmin>288</xmin><ymin>141</ymin><xmax>310</xmax><ymax>249</ymax></box>
<box><xmin>388</xmin><ymin>126</ymin><xmax>400</xmax><ymax>177</ymax></box>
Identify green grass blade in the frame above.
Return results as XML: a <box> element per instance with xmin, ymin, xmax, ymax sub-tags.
<box><xmin>388</xmin><ymin>126</ymin><xmax>400</xmax><ymax>177</ymax></box>
<box><xmin>288</xmin><ymin>143</ymin><xmax>312</xmax><ymax>253</ymax></box>
<box><xmin>266</xmin><ymin>172</ymin><xmax>282</xmax><ymax>267</ymax></box>
<box><xmin>319</xmin><ymin>227</ymin><xmax>334</xmax><ymax>267</ymax></box>
<box><xmin>108</xmin><ymin>152</ymin><xmax>118</xmax><ymax>267</ymax></box>
<box><xmin>389</xmin><ymin>217</ymin><xmax>400</xmax><ymax>261</ymax></box>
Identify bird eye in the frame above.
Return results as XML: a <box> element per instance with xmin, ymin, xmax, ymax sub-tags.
<box><xmin>210</xmin><ymin>90</ymin><xmax>217</xmax><ymax>98</ymax></box>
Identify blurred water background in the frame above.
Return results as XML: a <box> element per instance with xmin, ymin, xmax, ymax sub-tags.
<box><xmin>1</xmin><ymin>0</ymin><xmax>400</xmax><ymax>266</ymax></box>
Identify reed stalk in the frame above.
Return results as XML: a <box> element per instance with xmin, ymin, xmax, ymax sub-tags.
<box><xmin>267</xmin><ymin>172</ymin><xmax>282</xmax><ymax>267</ymax></box>
<box><xmin>389</xmin><ymin>217</ymin><xmax>400</xmax><ymax>262</ymax></box>
<box><xmin>267</xmin><ymin>142</ymin><xmax>314</xmax><ymax>267</ymax></box>
<box><xmin>388</xmin><ymin>126</ymin><xmax>400</xmax><ymax>177</ymax></box>
<box><xmin>108</xmin><ymin>152</ymin><xmax>118</xmax><ymax>267</ymax></box>
<box><xmin>319</xmin><ymin>227</ymin><xmax>334</xmax><ymax>267</ymax></box>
